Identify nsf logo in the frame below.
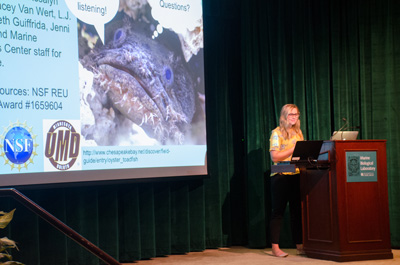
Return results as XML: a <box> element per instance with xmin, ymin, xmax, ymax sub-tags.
<box><xmin>0</xmin><ymin>121</ymin><xmax>38</xmax><ymax>171</ymax></box>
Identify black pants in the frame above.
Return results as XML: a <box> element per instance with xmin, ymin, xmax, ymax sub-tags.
<box><xmin>270</xmin><ymin>173</ymin><xmax>303</xmax><ymax>245</ymax></box>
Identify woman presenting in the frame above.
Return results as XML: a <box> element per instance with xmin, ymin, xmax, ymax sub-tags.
<box><xmin>269</xmin><ymin>104</ymin><xmax>305</xmax><ymax>257</ymax></box>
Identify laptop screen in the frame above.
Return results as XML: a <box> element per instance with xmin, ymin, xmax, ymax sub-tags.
<box><xmin>291</xmin><ymin>140</ymin><xmax>324</xmax><ymax>162</ymax></box>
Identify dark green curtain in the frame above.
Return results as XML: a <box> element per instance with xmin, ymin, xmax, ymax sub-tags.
<box><xmin>1</xmin><ymin>0</ymin><xmax>399</xmax><ymax>264</ymax></box>
<box><xmin>242</xmin><ymin>0</ymin><xmax>400</xmax><ymax>248</ymax></box>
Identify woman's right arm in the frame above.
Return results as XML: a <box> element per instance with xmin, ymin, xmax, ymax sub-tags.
<box><xmin>270</xmin><ymin>147</ymin><xmax>295</xmax><ymax>163</ymax></box>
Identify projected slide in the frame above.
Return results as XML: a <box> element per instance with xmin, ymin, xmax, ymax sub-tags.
<box><xmin>0</xmin><ymin>0</ymin><xmax>206</xmax><ymax>186</ymax></box>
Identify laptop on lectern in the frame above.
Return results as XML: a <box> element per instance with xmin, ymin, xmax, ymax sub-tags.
<box><xmin>291</xmin><ymin>140</ymin><xmax>324</xmax><ymax>164</ymax></box>
<box><xmin>330</xmin><ymin>131</ymin><xmax>359</xmax><ymax>140</ymax></box>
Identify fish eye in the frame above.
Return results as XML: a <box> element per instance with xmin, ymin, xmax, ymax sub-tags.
<box><xmin>162</xmin><ymin>66</ymin><xmax>174</xmax><ymax>87</ymax></box>
<box><xmin>113</xmin><ymin>28</ymin><xmax>126</xmax><ymax>46</ymax></box>
<box><xmin>165</xmin><ymin>68</ymin><xmax>172</xmax><ymax>80</ymax></box>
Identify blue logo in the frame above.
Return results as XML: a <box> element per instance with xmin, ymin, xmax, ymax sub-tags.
<box><xmin>4</xmin><ymin>127</ymin><xmax>33</xmax><ymax>164</ymax></box>
<box><xmin>1</xmin><ymin>122</ymin><xmax>38</xmax><ymax>171</ymax></box>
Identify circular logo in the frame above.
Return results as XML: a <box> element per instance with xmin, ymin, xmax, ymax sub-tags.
<box><xmin>4</xmin><ymin>126</ymin><xmax>33</xmax><ymax>164</ymax></box>
<box><xmin>0</xmin><ymin>121</ymin><xmax>38</xmax><ymax>171</ymax></box>
<box><xmin>45</xmin><ymin>120</ymin><xmax>81</xmax><ymax>171</ymax></box>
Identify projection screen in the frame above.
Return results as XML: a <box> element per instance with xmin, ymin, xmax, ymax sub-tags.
<box><xmin>0</xmin><ymin>0</ymin><xmax>207</xmax><ymax>187</ymax></box>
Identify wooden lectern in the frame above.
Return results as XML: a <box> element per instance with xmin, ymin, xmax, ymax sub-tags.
<box><xmin>299</xmin><ymin>140</ymin><xmax>393</xmax><ymax>262</ymax></box>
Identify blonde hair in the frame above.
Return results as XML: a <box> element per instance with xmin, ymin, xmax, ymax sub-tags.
<box><xmin>279</xmin><ymin>104</ymin><xmax>303</xmax><ymax>140</ymax></box>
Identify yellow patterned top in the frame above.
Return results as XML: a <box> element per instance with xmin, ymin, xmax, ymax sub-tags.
<box><xmin>269</xmin><ymin>127</ymin><xmax>303</xmax><ymax>175</ymax></box>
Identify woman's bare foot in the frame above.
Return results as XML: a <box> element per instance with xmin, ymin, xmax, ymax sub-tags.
<box><xmin>271</xmin><ymin>243</ymin><xmax>288</xmax><ymax>257</ymax></box>
<box><xmin>296</xmin><ymin>244</ymin><xmax>306</xmax><ymax>255</ymax></box>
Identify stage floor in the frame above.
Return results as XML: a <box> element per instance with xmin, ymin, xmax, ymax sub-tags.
<box><xmin>124</xmin><ymin>247</ymin><xmax>399</xmax><ymax>265</ymax></box>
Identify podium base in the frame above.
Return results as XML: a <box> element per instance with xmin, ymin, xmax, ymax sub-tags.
<box><xmin>305</xmin><ymin>249</ymin><xmax>393</xmax><ymax>262</ymax></box>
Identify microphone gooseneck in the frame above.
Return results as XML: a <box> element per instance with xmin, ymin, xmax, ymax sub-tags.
<box><xmin>332</xmin><ymin>117</ymin><xmax>349</xmax><ymax>138</ymax></box>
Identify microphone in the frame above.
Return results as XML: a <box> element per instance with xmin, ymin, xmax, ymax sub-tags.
<box><xmin>338</xmin><ymin>117</ymin><xmax>349</xmax><ymax>132</ymax></box>
<box><xmin>331</xmin><ymin>118</ymin><xmax>348</xmax><ymax>139</ymax></box>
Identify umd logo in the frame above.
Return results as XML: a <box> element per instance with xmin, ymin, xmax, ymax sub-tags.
<box><xmin>45</xmin><ymin>120</ymin><xmax>80</xmax><ymax>170</ymax></box>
